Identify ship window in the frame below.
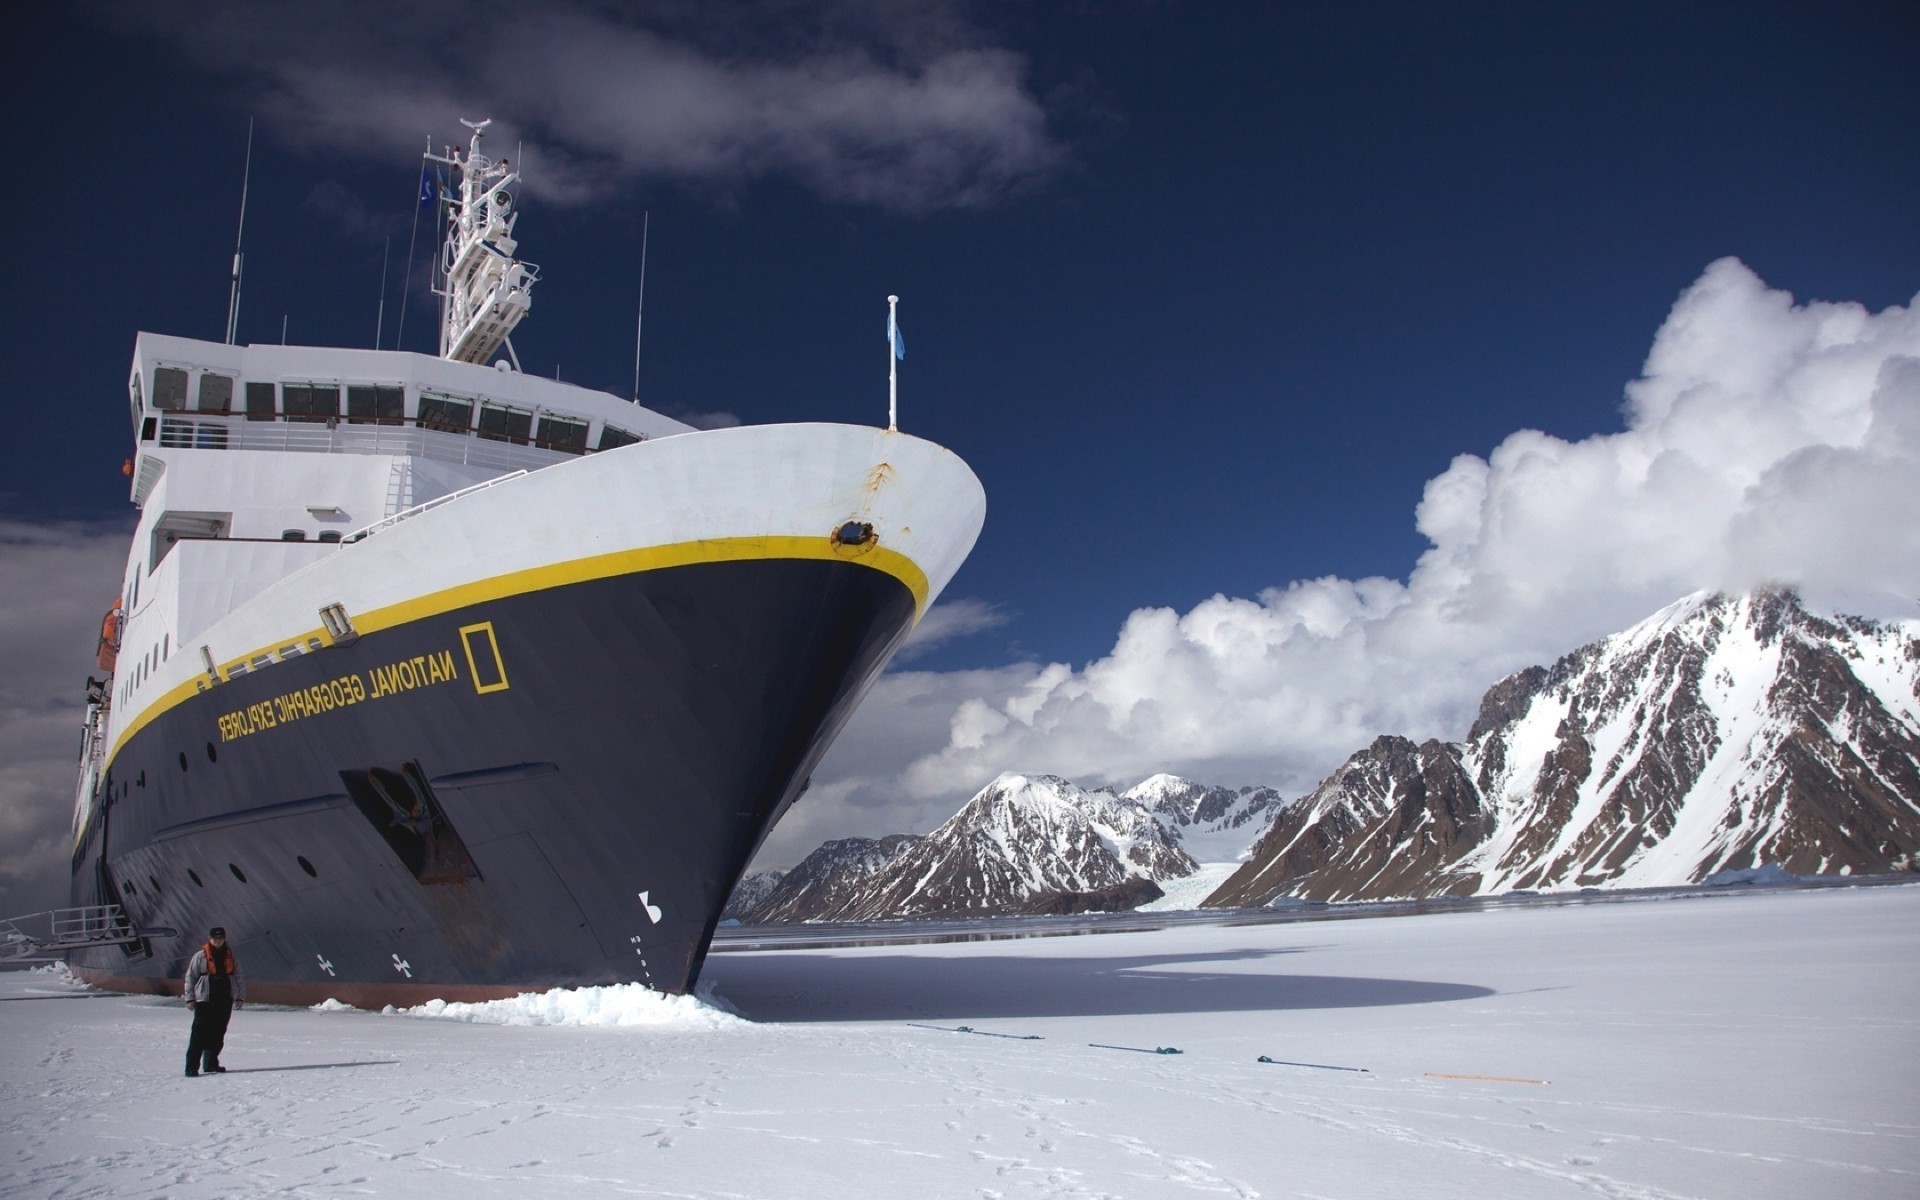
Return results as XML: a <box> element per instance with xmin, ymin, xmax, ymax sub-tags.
<box><xmin>417</xmin><ymin>393</ymin><xmax>473</xmax><ymax>432</ymax></box>
<box><xmin>534</xmin><ymin>415</ymin><xmax>588</xmax><ymax>454</ymax></box>
<box><xmin>298</xmin><ymin>856</ymin><xmax>318</xmax><ymax>877</ymax></box>
<box><xmin>197</xmin><ymin>373</ymin><xmax>234</xmax><ymax>413</ymax></box>
<box><xmin>229</xmin><ymin>863</ymin><xmax>247</xmax><ymax>883</ymax></box>
<box><xmin>153</xmin><ymin>367</ymin><xmax>189</xmax><ymax>410</ymax></box>
<box><xmin>347</xmin><ymin>385</ymin><xmax>405</xmax><ymax>425</ymax></box>
<box><xmin>149</xmin><ymin>876</ymin><xmax>161</xmax><ymax>894</ymax></box>
<box><xmin>317</xmin><ymin>530</ymin><xmax>343</xmax><ymax>543</ymax></box>
<box><xmin>597</xmin><ymin>425</ymin><xmax>641</xmax><ymax>450</ymax></box>
<box><xmin>188</xmin><ymin>869</ymin><xmax>203</xmax><ymax>887</ymax></box>
<box><xmin>245</xmin><ymin>381</ymin><xmax>277</xmax><ymax>421</ymax></box>
<box><xmin>195</xmin><ymin>423</ymin><xmax>229</xmax><ymax>449</ymax></box>
<box><xmin>477</xmin><ymin>403</ymin><xmax>532</xmax><ymax>445</ymax></box>
<box><xmin>129</xmin><ymin>372</ymin><xmax>144</xmax><ymax>425</ymax></box>
<box><xmin>281</xmin><ymin>529</ymin><xmax>308</xmax><ymax>541</ymax></box>
<box><xmin>284</xmin><ymin>384</ymin><xmax>340</xmax><ymax>421</ymax></box>
<box><xmin>178</xmin><ymin>752</ymin><xmax>188</xmax><ymax>772</ymax></box>
<box><xmin>205</xmin><ymin>741</ymin><xmax>216</xmax><ymax>762</ymax></box>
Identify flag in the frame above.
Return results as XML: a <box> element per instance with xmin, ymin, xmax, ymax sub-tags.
<box><xmin>888</xmin><ymin>312</ymin><xmax>905</xmax><ymax>360</ymax></box>
<box><xmin>417</xmin><ymin>164</ymin><xmax>434</xmax><ymax>207</ymax></box>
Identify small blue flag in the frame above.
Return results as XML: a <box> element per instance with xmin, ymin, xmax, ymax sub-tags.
<box><xmin>888</xmin><ymin>313</ymin><xmax>905</xmax><ymax>360</ymax></box>
<box><xmin>417</xmin><ymin>164</ymin><xmax>434</xmax><ymax>207</ymax></box>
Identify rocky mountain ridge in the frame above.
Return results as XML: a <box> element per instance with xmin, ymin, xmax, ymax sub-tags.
<box><xmin>1207</xmin><ymin>590</ymin><xmax>1920</xmax><ymax>905</ymax></box>
<box><xmin>727</xmin><ymin>590</ymin><xmax>1920</xmax><ymax>921</ymax></box>
<box><xmin>728</xmin><ymin>773</ymin><xmax>1278</xmax><ymax>922</ymax></box>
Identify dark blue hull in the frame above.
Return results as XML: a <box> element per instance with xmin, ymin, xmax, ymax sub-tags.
<box><xmin>70</xmin><ymin>555</ymin><xmax>915</xmax><ymax>1005</ymax></box>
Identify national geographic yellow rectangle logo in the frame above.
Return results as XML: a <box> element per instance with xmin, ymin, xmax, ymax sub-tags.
<box><xmin>460</xmin><ymin>621</ymin><xmax>510</xmax><ymax>694</ymax></box>
<box><xmin>213</xmin><ymin>626</ymin><xmax>510</xmax><ymax>745</ymax></box>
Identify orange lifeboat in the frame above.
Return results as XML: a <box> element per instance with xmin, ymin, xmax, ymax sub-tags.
<box><xmin>96</xmin><ymin>601</ymin><xmax>121</xmax><ymax>673</ymax></box>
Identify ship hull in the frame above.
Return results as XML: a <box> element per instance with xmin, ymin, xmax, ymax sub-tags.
<box><xmin>71</xmin><ymin>423</ymin><xmax>982</xmax><ymax>1005</ymax></box>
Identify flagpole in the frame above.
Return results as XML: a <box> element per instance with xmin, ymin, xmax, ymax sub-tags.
<box><xmin>887</xmin><ymin>294</ymin><xmax>899</xmax><ymax>431</ymax></box>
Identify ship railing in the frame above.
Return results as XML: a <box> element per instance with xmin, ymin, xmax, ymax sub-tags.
<box><xmin>0</xmin><ymin>905</ymin><xmax>171</xmax><ymax>963</ymax></box>
<box><xmin>155</xmin><ymin>412</ymin><xmax>578</xmax><ymax>474</ymax></box>
<box><xmin>345</xmin><ymin>469</ymin><xmax>530</xmax><ymax>543</ymax></box>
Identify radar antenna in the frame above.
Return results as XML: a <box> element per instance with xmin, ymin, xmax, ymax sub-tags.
<box><xmin>427</xmin><ymin>119</ymin><xmax>538</xmax><ymax>364</ymax></box>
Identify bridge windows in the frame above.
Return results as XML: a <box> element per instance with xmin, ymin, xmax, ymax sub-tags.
<box><xmin>418</xmin><ymin>393</ymin><xmax>474</xmax><ymax>432</ymax></box>
<box><xmin>535</xmin><ymin>414</ymin><xmax>588</xmax><ymax>454</ymax></box>
<box><xmin>347</xmin><ymin>384</ymin><xmax>405</xmax><ymax>425</ymax></box>
<box><xmin>283</xmin><ymin>384</ymin><xmax>341</xmax><ymax>421</ymax></box>
<box><xmin>152</xmin><ymin>367</ymin><xmax>188</xmax><ymax>410</ymax></box>
<box><xmin>597</xmin><ymin>424</ymin><xmax>642</xmax><ymax>450</ymax></box>
<box><xmin>246</xmin><ymin>381</ymin><xmax>277</xmax><ymax>421</ymax></box>
<box><xmin>477</xmin><ymin>402</ymin><xmax>533</xmax><ymax>445</ymax></box>
<box><xmin>197</xmin><ymin>373</ymin><xmax>234</xmax><ymax>414</ymax></box>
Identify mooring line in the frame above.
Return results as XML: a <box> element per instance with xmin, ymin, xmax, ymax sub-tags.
<box><xmin>1089</xmin><ymin>1043</ymin><xmax>1182</xmax><ymax>1055</ymax></box>
<box><xmin>907</xmin><ymin>1023</ymin><xmax>1043</xmax><ymax>1041</ymax></box>
<box><xmin>1423</xmin><ymin>1071</ymin><xmax>1549</xmax><ymax>1085</ymax></box>
<box><xmin>1257</xmin><ymin>1055</ymin><xmax>1369</xmax><ymax>1073</ymax></box>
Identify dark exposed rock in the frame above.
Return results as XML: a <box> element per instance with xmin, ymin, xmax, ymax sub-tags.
<box><xmin>1015</xmin><ymin>877</ymin><xmax>1165</xmax><ymax>915</ymax></box>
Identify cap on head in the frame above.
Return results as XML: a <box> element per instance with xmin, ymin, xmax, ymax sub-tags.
<box><xmin>209</xmin><ymin>927</ymin><xmax>226</xmax><ymax>938</ymax></box>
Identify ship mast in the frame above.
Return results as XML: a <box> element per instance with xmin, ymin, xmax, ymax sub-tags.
<box><xmin>428</xmin><ymin>119</ymin><xmax>540</xmax><ymax>365</ymax></box>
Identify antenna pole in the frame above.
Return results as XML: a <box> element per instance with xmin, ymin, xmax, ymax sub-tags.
<box><xmin>224</xmin><ymin>118</ymin><xmax>254</xmax><ymax>345</ymax></box>
<box><xmin>375</xmin><ymin>235</ymin><xmax>391</xmax><ymax>349</ymax></box>
<box><xmin>887</xmin><ymin>295</ymin><xmax>900</xmax><ymax>432</ymax></box>
<box><xmin>397</xmin><ymin>137</ymin><xmax>429</xmax><ymax>350</ymax></box>
<box><xmin>632</xmin><ymin>211</ymin><xmax>649</xmax><ymax>403</ymax></box>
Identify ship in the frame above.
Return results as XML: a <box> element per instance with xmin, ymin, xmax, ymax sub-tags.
<box><xmin>65</xmin><ymin>121</ymin><xmax>985</xmax><ymax>1007</ymax></box>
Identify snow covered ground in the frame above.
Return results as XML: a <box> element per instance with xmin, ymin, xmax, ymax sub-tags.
<box><xmin>4</xmin><ymin>883</ymin><xmax>1916</xmax><ymax>1199</ymax></box>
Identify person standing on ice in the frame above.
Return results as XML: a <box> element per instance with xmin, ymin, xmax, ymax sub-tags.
<box><xmin>183</xmin><ymin>927</ymin><xmax>244</xmax><ymax>1076</ymax></box>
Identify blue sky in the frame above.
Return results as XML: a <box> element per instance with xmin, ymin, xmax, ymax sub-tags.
<box><xmin>4</xmin><ymin>1</ymin><xmax>1918</xmax><ymax>894</ymax></box>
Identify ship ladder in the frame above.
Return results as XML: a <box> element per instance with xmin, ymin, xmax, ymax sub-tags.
<box><xmin>383</xmin><ymin>458</ymin><xmax>414</xmax><ymax>518</ymax></box>
<box><xmin>0</xmin><ymin>905</ymin><xmax>176</xmax><ymax>964</ymax></box>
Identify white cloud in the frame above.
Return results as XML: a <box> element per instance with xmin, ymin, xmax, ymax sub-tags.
<box><xmin>895</xmin><ymin>596</ymin><xmax>1011</xmax><ymax>660</ymax></box>
<box><xmin>779</xmin><ymin>259</ymin><xmax>1920</xmax><ymax>864</ymax></box>
<box><xmin>0</xmin><ymin>519</ymin><xmax>134</xmax><ymax>912</ymax></box>
<box><xmin>119</xmin><ymin>0</ymin><xmax>1065</xmax><ymax>212</ymax></box>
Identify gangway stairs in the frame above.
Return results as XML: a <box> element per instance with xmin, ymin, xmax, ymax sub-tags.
<box><xmin>0</xmin><ymin>905</ymin><xmax>175</xmax><ymax>964</ymax></box>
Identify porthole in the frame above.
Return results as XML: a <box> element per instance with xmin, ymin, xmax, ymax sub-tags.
<box><xmin>137</xmin><ymin>771</ymin><xmax>146</xmax><ymax>788</ymax></box>
<box><xmin>178</xmin><ymin>752</ymin><xmax>188</xmax><ymax>772</ymax></box>
<box><xmin>298</xmin><ymin>856</ymin><xmax>318</xmax><ymax>877</ymax></box>
<box><xmin>229</xmin><ymin>863</ymin><xmax>247</xmax><ymax>883</ymax></box>
<box><xmin>188</xmin><ymin>869</ymin><xmax>204</xmax><ymax>888</ymax></box>
<box><xmin>206</xmin><ymin>742</ymin><xmax>218</xmax><ymax>763</ymax></box>
<box><xmin>149</xmin><ymin>875</ymin><xmax>162</xmax><ymax>894</ymax></box>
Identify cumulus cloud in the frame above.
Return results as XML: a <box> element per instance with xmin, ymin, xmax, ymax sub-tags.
<box><xmin>0</xmin><ymin>519</ymin><xmax>134</xmax><ymax>912</ymax></box>
<box><xmin>116</xmin><ymin>0</ymin><xmax>1065</xmax><ymax>212</ymax></box>
<box><xmin>779</xmin><ymin>259</ymin><xmax>1920</xmax><ymax>861</ymax></box>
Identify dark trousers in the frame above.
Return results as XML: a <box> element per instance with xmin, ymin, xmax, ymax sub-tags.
<box><xmin>186</xmin><ymin>981</ymin><xmax>233</xmax><ymax>1072</ymax></box>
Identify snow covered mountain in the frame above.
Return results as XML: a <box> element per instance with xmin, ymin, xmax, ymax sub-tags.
<box><xmin>720</xmin><ymin>869</ymin><xmax>787</xmax><ymax>922</ymax></box>
<box><xmin>1122</xmin><ymin>775</ymin><xmax>1284</xmax><ymax>863</ymax></box>
<box><xmin>1207</xmin><ymin>590</ymin><xmax>1920</xmax><ymax>906</ymax></box>
<box><xmin>839</xmin><ymin>774</ymin><xmax>1200</xmax><ymax>918</ymax></box>
<box><xmin>733</xmin><ymin>774</ymin><xmax>1208</xmax><ymax>921</ymax></box>
<box><xmin>727</xmin><ymin>835</ymin><xmax>922</xmax><ymax>924</ymax></box>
